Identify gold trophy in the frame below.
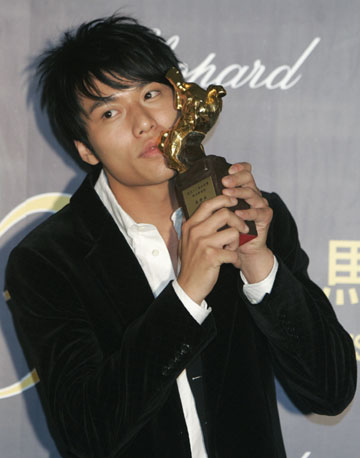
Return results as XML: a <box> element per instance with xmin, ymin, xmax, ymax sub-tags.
<box><xmin>159</xmin><ymin>67</ymin><xmax>257</xmax><ymax>245</ymax></box>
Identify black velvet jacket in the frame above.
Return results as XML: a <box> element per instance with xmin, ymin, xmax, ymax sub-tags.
<box><xmin>5</xmin><ymin>169</ymin><xmax>356</xmax><ymax>458</ymax></box>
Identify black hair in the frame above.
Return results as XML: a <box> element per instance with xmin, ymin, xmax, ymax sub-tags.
<box><xmin>36</xmin><ymin>15</ymin><xmax>180</xmax><ymax>164</ymax></box>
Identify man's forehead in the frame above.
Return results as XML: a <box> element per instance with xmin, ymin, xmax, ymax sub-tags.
<box><xmin>79</xmin><ymin>77</ymin><xmax>130</xmax><ymax>99</ymax></box>
<box><xmin>84</xmin><ymin>76</ymin><xmax>147</xmax><ymax>98</ymax></box>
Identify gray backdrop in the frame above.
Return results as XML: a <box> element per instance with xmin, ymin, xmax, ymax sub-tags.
<box><xmin>1</xmin><ymin>0</ymin><xmax>359</xmax><ymax>457</ymax></box>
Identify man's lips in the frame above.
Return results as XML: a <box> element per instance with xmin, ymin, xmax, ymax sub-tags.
<box><xmin>140</xmin><ymin>142</ymin><xmax>163</xmax><ymax>158</ymax></box>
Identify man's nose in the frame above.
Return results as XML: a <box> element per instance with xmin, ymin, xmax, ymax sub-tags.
<box><xmin>132</xmin><ymin>106</ymin><xmax>156</xmax><ymax>137</ymax></box>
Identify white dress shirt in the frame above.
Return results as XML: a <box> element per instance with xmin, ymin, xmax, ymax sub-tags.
<box><xmin>94</xmin><ymin>169</ymin><xmax>278</xmax><ymax>458</ymax></box>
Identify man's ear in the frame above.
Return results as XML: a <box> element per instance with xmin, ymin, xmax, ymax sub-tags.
<box><xmin>74</xmin><ymin>140</ymin><xmax>100</xmax><ymax>165</ymax></box>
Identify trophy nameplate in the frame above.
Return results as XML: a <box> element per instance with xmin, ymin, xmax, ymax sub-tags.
<box><xmin>159</xmin><ymin>67</ymin><xmax>257</xmax><ymax>245</ymax></box>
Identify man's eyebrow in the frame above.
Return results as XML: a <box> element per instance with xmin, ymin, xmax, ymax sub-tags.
<box><xmin>87</xmin><ymin>94</ymin><xmax>118</xmax><ymax>115</ymax></box>
<box><xmin>86</xmin><ymin>82</ymin><xmax>149</xmax><ymax>115</ymax></box>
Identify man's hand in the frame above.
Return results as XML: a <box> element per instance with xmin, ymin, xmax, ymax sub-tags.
<box><xmin>177</xmin><ymin>195</ymin><xmax>247</xmax><ymax>304</ymax></box>
<box><xmin>222</xmin><ymin>163</ymin><xmax>274</xmax><ymax>283</ymax></box>
<box><xmin>177</xmin><ymin>162</ymin><xmax>274</xmax><ymax>304</ymax></box>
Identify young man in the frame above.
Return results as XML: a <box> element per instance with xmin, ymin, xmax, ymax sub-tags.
<box><xmin>5</xmin><ymin>15</ymin><xmax>356</xmax><ymax>458</ymax></box>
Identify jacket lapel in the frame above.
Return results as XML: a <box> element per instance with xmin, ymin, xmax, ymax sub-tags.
<box><xmin>70</xmin><ymin>168</ymin><xmax>155</xmax><ymax>325</ymax></box>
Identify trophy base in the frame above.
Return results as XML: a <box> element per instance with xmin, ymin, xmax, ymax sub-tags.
<box><xmin>174</xmin><ymin>155</ymin><xmax>257</xmax><ymax>245</ymax></box>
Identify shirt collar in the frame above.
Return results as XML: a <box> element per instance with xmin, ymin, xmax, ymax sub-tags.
<box><xmin>94</xmin><ymin>169</ymin><xmax>183</xmax><ymax>244</ymax></box>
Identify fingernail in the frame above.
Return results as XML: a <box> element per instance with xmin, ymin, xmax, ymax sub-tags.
<box><xmin>228</xmin><ymin>165</ymin><xmax>237</xmax><ymax>174</ymax></box>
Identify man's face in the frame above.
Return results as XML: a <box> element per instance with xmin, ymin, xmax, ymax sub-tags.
<box><xmin>75</xmin><ymin>79</ymin><xmax>178</xmax><ymax>192</ymax></box>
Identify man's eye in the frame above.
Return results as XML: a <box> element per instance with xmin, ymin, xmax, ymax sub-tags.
<box><xmin>103</xmin><ymin>109</ymin><xmax>117</xmax><ymax>119</ymax></box>
<box><xmin>144</xmin><ymin>90</ymin><xmax>160</xmax><ymax>100</ymax></box>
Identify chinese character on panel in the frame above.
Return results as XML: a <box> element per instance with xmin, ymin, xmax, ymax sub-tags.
<box><xmin>323</xmin><ymin>241</ymin><xmax>360</xmax><ymax>306</ymax></box>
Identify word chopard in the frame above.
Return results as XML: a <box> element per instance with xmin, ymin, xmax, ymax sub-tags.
<box><xmin>155</xmin><ymin>29</ymin><xmax>320</xmax><ymax>91</ymax></box>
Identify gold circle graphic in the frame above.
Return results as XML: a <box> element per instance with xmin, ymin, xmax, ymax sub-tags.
<box><xmin>0</xmin><ymin>193</ymin><xmax>70</xmax><ymax>399</ymax></box>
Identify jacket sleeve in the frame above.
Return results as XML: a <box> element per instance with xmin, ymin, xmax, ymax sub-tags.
<box><xmin>5</xmin><ymin>245</ymin><xmax>216</xmax><ymax>457</ymax></box>
<box><xmin>242</xmin><ymin>192</ymin><xmax>357</xmax><ymax>415</ymax></box>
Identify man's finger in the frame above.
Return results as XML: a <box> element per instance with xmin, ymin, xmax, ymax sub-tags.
<box><xmin>185</xmin><ymin>195</ymin><xmax>238</xmax><ymax>226</ymax></box>
<box><xmin>228</xmin><ymin>162</ymin><xmax>252</xmax><ymax>174</ymax></box>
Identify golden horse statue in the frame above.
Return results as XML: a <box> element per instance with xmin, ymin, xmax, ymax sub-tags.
<box><xmin>159</xmin><ymin>67</ymin><xmax>226</xmax><ymax>173</ymax></box>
